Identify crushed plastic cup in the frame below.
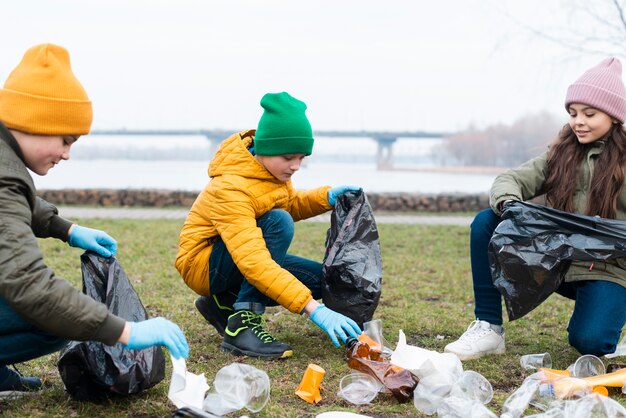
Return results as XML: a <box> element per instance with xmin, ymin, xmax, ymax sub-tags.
<box><xmin>337</xmin><ymin>373</ymin><xmax>383</xmax><ymax>405</ymax></box>
<box><xmin>449</xmin><ymin>370</ymin><xmax>494</xmax><ymax>404</ymax></box>
<box><xmin>202</xmin><ymin>363</ymin><xmax>270</xmax><ymax>416</ymax></box>
<box><xmin>572</xmin><ymin>355</ymin><xmax>606</xmax><ymax>378</ymax></box>
<box><xmin>295</xmin><ymin>364</ymin><xmax>326</xmax><ymax>404</ymax></box>
<box><xmin>520</xmin><ymin>353</ymin><xmax>552</xmax><ymax>371</ymax></box>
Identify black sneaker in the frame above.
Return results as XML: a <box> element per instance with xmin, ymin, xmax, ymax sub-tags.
<box><xmin>221</xmin><ymin>310</ymin><xmax>293</xmax><ymax>359</ymax></box>
<box><xmin>0</xmin><ymin>365</ymin><xmax>42</xmax><ymax>399</ymax></box>
<box><xmin>195</xmin><ymin>293</ymin><xmax>236</xmax><ymax>336</ymax></box>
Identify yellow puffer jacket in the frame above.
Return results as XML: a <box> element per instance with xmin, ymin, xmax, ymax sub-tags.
<box><xmin>175</xmin><ymin>130</ymin><xmax>332</xmax><ymax>314</ymax></box>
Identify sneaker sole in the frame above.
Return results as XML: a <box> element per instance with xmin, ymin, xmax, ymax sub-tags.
<box><xmin>0</xmin><ymin>390</ymin><xmax>37</xmax><ymax>400</ymax></box>
<box><xmin>220</xmin><ymin>342</ymin><xmax>293</xmax><ymax>359</ymax></box>
<box><xmin>444</xmin><ymin>346</ymin><xmax>506</xmax><ymax>361</ymax></box>
<box><xmin>195</xmin><ymin>298</ymin><xmax>228</xmax><ymax>337</ymax></box>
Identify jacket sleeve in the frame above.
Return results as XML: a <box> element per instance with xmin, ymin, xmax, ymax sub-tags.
<box><xmin>31</xmin><ymin>197</ymin><xmax>73</xmax><ymax>240</ymax></box>
<box><xmin>207</xmin><ymin>183</ymin><xmax>313</xmax><ymax>313</ymax></box>
<box><xmin>0</xmin><ymin>185</ymin><xmax>125</xmax><ymax>345</ymax></box>
<box><xmin>286</xmin><ymin>184</ymin><xmax>332</xmax><ymax>221</ymax></box>
<box><xmin>490</xmin><ymin>151</ymin><xmax>548</xmax><ymax>215</ymax></box>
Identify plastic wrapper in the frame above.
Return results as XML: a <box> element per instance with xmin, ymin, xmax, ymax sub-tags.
<box><xmin>322</xmin><ymin>190</ymin><xmax>382</xmax><ymax>327</ymax></box>
<box><xmin>489</xmin><ymin>201</ymin><xmax>626</xmax><ymax>320</ymax></box>
<box><xmin>363</xmin><ymin>319</ymin><xmax>393</xmax><ymax>357</ymax></box>
<box><xmin>168</xmin><ymin>356</ymin><xmax>210</xmax><ymax>410</ymax></box>
<box><xmin>436</xmin><ymin>397</ymin><xmax>498</xmax><ymax>418</ymax></box>
<box><xmin>501</xmin><ymin>374</ymin><xmax>543</xmax><ymax>418</ymax></box>
<box><xmin>57</xmin><ymin>252</ymin><xmax>165</xmax><ymax>400</ymax></box>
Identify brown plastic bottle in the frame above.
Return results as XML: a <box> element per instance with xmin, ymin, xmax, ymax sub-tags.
<box><xmin>607</xmin><ymin>363</ymin><xmax>626</xmax><ymax>374</ymax></box>
<box><xmin>345</xmin><ymin>337</ymin><xmax>419</xmax><ymax>402</ymax></box>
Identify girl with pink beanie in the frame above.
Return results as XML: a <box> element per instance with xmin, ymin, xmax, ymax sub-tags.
<box><xmin>444</xmin><ymin>58</ymin><xmax>626</xmax><ymax>361</ymax></box>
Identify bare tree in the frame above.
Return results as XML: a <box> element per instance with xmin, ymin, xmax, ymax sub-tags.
<box><xmin>495</xmin><ymin>0</ymin><xmax>626</xmax><ymax>58</ymax></box>
<box><xmin>444</xmin><ymin>112</ymin><xmax>561</xmax><ymax>167</ymax></box>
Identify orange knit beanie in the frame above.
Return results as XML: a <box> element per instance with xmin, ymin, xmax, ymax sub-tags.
<box><xmin>0</xmin><ymin>44</ymin><xmax>92</xmax><ymax>135</ymax></box>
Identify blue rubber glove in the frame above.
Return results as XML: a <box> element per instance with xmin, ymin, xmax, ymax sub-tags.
<box><xmin>69</xmin><ymin>225</ymin><xmax>117</xmax><ymax>257</ymax></box>
<box><xmin>309</xmin><ymin>305</ymin><xmax>362</xmax><ymax>347</ymax></box>
<box><xmin>327</xmin><ymin>185</ymin><xmax>361</xmax><ymax>206</ymax></box>
<box><xmin>126</xmin><ymin>317</ymin><xmax>190</xmax><ymax>359</ymax></box>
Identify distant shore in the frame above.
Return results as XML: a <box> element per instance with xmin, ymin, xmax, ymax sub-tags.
<box><xmin>37</xmin><ymin>189</ymin><xmax>490</xmax><ymax>213</ymax></box>
<box><xmin>386</xmin><ymin>165</ymin><xmax>508</xmax><ymax>174</ymax></box>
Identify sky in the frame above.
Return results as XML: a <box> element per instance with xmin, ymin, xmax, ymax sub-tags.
<box><xmin>1</xmin><ymin>0</ymin><xmax>621</xmax><ymax>134</ymax></box>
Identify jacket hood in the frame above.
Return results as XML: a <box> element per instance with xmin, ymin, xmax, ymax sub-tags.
<box><xmin>208</xmin><ymin>130</ymin><xmax>279</xmax><ymax>182</ymax></box>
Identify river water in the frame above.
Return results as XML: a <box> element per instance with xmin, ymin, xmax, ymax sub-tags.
<box><xmin>32</xmin><ymin>135</ymin><xmax>499</xmax><ymax>193</ymax></box>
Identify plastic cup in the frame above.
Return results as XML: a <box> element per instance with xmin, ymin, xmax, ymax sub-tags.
<box><xmin>449</xmin><ymin>370</ymin><xmax>494</xmax><ymax>404</ymax></box>
<box><xmin>520</xmin><ymin>353</ymin><xmax>552</xmax><ymax>371</ymax></box>
<box><xmin>572</xmin><ymin>354</ymin><xmax>606</xmax><ymax>378</ymax></box>
<box><xmin>295</xmin><ymin>364</ymin><xmax>326</xmax><ymax>404</ymax></box>
<box><xmin>203</xmin><ymin>363</ymin><xmax>270</xmax><ymax>415</ymax></box>
<box><xmin>337</xmin><ymin>373</ymin><xmax>382</xmax><ymax>405</ymax></box>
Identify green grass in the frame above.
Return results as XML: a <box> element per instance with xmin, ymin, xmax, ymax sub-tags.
<box><xmin>1</xmin><ymin>219</ymin><xmax>616</xmax><ymax>417</ymax></box>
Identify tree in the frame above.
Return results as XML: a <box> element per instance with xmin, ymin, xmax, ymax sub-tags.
<box><xmin>497</xmin><ymin>0</ymin><xmax>626</xmax><ymax>58</ymax></box>
<box><xmin>443</xmin><ymin>112</ymin><xmax>561</xmax><ymax>167</ymax></box>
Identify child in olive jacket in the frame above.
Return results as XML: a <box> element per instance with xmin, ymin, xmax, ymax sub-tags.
<box><xmin>0</xmin><ymin>44</ymin><xmax>188</xmax><ymax>398</ymax></box>
<box><xmin>445</xmin><ymin>58</ymin><xmax>626</xmax><ymax>360</ymax></box>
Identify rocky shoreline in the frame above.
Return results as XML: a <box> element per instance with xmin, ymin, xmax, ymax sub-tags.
<box><xmin>37</xmin><ymin>189</ymin><xmax>491</xmax><ymax>212</ymax></box>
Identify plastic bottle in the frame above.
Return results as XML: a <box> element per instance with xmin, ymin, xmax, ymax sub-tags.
<box><xmin>345</xmin><ymin>337</ymin><xmax>418</xmax><ymax>402</ymax></box>
<box><xmin>607</xmin><ymin>363</ymin><xmax>626</xmax><ymax>374</ymax></box>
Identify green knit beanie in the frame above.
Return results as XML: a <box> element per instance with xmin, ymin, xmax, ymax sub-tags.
<box><xmin>254</xmin><ymin>92</ymin><xmax>314</xmax><ymax>156</ymax></box>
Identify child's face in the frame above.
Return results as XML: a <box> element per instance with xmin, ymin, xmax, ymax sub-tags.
<box><xmin>11</xmin><ymin>130</ymin><xmax>78</xmax><ymax>176</ymax></box>
<box><xmin>255</xmin><ymin>153</ymin><xmax>307</xmax><ymax>182</ymax></box>
<box><xmin>568</xmin><ymin>104</ymin><xmax>615</xmax><ymax>144</ymax></box>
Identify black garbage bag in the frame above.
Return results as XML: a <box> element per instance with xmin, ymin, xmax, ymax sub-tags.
<box><xmin>322</xmin><ymin>190</ymin><xmax>382</xmax><ymax>327</ymax></box>
<box><xmin>57</xmin><ymin>252</ymin><xmax>166</xmax><ymax>400</ymax></box>
<box><xmin>489</xmin><ymin>201</ymin><xmax>626</xmax><ymax>321</ymax></box>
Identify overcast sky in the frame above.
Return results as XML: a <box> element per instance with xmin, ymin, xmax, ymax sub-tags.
<box><xmin>1</xmin><ymin>0</ymin><xmax>620</xmax><ymax>133</ymax></box>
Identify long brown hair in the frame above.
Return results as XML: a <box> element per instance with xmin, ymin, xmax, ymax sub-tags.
<box><xmin>545</xmin><ymin>123</ymin><xmax>626</xmax><ymax>218</ymax></box>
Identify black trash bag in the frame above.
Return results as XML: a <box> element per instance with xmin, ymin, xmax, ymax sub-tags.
<box><xmin>322</xmin><ymin>190</ymin><xmax>382</xmax><ymax>327</ymax></box>
<box><xmin>489</xmin><ymin>201</ymin><xmax>626</xmax><ymax>321</ymax></box>
<box><xmin>57</xmin><ymin>252</ymin><xmax>166</xmax><ymax>401</ymax></box>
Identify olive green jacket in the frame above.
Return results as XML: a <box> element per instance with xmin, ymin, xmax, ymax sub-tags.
<box><xmin>0</xmin><ymin>122</ymin><xmax>124</xmax><ymax>344</ymax></box>
<box><xmin>490</xmin><ymin>140</ymin><xmax>626</xmax><ymax>287</ymax></box>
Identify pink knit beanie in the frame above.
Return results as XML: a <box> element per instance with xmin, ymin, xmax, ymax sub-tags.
<box><xmin>565</xmin><ymin>57</ymin><xmax>626</xmax><ymax>123</ymax></box>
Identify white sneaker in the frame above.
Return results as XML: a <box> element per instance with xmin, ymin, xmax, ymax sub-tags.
<box><xmin>444</xmin><ymin>320</ymin><xmax>505</xmax><ymax>360</ymax></box>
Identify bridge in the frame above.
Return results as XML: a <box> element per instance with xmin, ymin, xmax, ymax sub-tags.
<box><xmin>89</xmin><ymin>129</ymin><xmax>448</xmax><ymax>169</ymax></box>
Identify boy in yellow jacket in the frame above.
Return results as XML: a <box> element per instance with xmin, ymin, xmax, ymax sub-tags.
<box><xmin>176</xmin><ymin>92</ymin><xmax>361</xmax><ymax>358</ymax></box>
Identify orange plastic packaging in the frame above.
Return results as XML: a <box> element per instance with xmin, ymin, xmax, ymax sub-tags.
<box><xmin>295</xmin><ymin>364</ymin><xmax>326</xmax><ymax>404</ymax></box>
<box><xmin>345</xmin><ymin>338</ymin><xmax>418</xmax><ymax>402</ymax></box>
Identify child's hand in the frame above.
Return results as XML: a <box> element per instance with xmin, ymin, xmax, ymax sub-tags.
<box><xmin>68</xmin><ymin>225</ymin><xmax>117</xmax><ymax>257</ymax></box>
<box><xmin>124</xmin><ymin>318</ymin><xmax>189</xmax><ymax>359</ymax></box>
<box><xmin>309</xmin><ymin>305</ymin><xmax>361</xmax><ymax>347</ymax></box>
<box><xmin>327</xmin><ymin>186</ymin><xmax>361</xmax><ymax>206</ymax></box>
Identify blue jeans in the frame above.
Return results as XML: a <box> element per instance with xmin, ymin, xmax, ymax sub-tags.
<box><xmin>471</xmin><ymin>208</ymin><xmax>626</xmax><ymax>355</ymax></box>
<box><xmin>0</xmin><ymin>296</ymin><xmax>68</xmax><ymax>366</ymax></box>
<box><xmin>208</xmin><ymin>209</ymin><xmax>323</xmax><ymax>314</ymax></box>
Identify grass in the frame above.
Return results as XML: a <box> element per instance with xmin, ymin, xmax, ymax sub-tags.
<box><xmin>1</xmin><ymin>218</ymin><xmax>617</xmax><ymax>417</ymax></box>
